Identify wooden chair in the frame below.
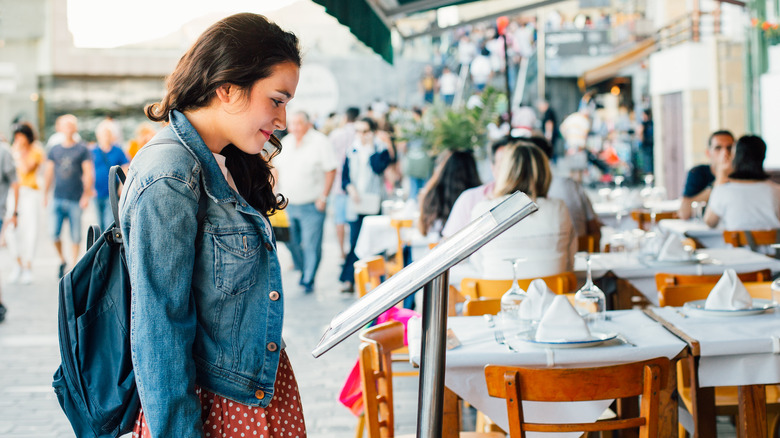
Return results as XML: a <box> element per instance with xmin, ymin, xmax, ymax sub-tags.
<box><xmin>460</xmin><ymin>272</ymin><xmax>578</xmax><ymax>301</ymax></box>
<box><xmin>359</xmin><ymin>321</ymin><xmax>504</xmax><ymax>438</ymax></box>
<box><xmin>577</xmin><ymin>233</ymin><xmax>601</xmax><ymax>253</ymax></box>
<box><xmin>484</xmin><ymin>357</ymin><xmax>670</xmax><ymax>438</ymax></box>
<box><xmin>463</xmin><ymin>298</ymin><xmax>502</xmax><ymax>317</ymax></box>
<box><xmin>723</xmin><ymin>229</ymin><xmax>780</xmax><ymax>252</ymax></box>
<box><xmin>655</xmin><ymin>269</ymin><xmax>772</xmax><ymax>301</ymax></box>
<box><xmin>387</xmin><ymin>219</ymin><xmax>414</xmax><ymax>276</ymax></box>
<box><xmin>354</xmin><ymin>256</ymin><xmax>388</xmax><ymax>298</ymax></box>
<box><xmin>657</xmin><ymin>281</ymin><xmax>780</xmax><ymax>437</ymax></box>
<box><xmin>630</xmin><ymin>209</ymin><xmax>678</xmax><ymax>231</ymax></box>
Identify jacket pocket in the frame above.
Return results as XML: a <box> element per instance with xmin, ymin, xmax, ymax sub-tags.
<box><xmin>212</xmin><ymin>232</ymin><xmax>261</xmax><ymax>295</ymax></box>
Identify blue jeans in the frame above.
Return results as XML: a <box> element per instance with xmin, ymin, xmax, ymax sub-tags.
<box><xmin>285</xmin><ymin>202</ymin><xmax>326</xmax><ymax>286</ymax></box>
<box><xmin>94</xmin><ymin>197</ymin><xmax>113</xmax><ymax>233</ymax></box>
<box><xmin>50</xmin><ymin>198</ymin><xmax>83</xmax><ymax>243</ymax></box>
<box><xmin>340</xmin><ymin>214</ymin><xmax>366</xmax><ymax>284</ymax></box>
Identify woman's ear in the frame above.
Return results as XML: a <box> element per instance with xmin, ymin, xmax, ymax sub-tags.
<box><xmin>215</xmin><ymin>84</ymin><xmax>236</xmax><ymax>104</ymax></box>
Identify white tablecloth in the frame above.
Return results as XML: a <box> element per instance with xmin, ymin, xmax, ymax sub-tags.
<box><xmin>574</xmin><ymin>248</ymin><xmax>780</xmax><ymax>305</ymax></box>
<box><xmin>407</xmin><ymin>310</ymin><xmax>686</xmax><ymax>436</ymax></box>
<box><xmin>651</xmin><ymin>307</ymin><xmax>780</xmax><ymax>387</ymax></box>
<box><xmin>658</xmin><ymin>219</ymin><xmax>727</xmax><ymax>249</ymax></box>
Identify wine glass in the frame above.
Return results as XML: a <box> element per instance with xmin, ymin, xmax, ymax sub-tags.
<box><xmin>574</xmin><ymin>253</ymin><xmax>606</xmax><ymax>330</ymax></box>
<box><xmin>500</xmin><ymin>258</ymin><xmax>527</xmax><ymax>314</ymax></box>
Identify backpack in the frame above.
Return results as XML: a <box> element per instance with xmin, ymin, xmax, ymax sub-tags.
<box><xmin>52</xmin><ymin>165</ymin><xmax>206</xmax><ymax>437</ymax></box>
<box><xmin>52</xmin><ymin>166</ymin><xmax>137</xmax><ymax>437</ymax></box>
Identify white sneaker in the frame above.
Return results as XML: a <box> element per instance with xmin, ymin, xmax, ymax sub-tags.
<box><xmin>8</xmin><ymin>266</ymin><xmax>21</xmax><ymax>284</ymax></box>
<box><xmin>19</xmin><ymin>270</ymin><xmax>33</xmax><ymax>285</ymax></box>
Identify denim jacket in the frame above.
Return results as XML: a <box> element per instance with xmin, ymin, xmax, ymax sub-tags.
<box><xmin>118</xmin><ymin>110</ymin><xmax>284</xmax><ymax>437</ymax></box>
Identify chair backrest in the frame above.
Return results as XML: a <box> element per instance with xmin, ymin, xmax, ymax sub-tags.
<box><xmin>388</xmin><ymin>219</ymin><xmax>415</xmax><ymax>275</ymax></box>
<box><xmin>655</xmin><ymin>269</ymin><xmax>772</xmax><ymax>293</ymax></box>
<box><xmin>723</xmin><ymin>229</ymin><xmax>780</xmax><ymax>250</ymax></box>
<box><xmin>463</xmin><ymin>298</ymin><xmax>501</xmax><ymax>316</ymax></box>
<box><xmin>658</xmin><ymin>281</ymin><xmax>773</xmax><ymax>307</ymax></box>
<box><xmin>630</xmin><ymin>209</ymin><xmax>678</xmax><ymax>231</ymax></box>
<box><xmin>460</xmin><ymin>272</ymin><xmax>578</xmax><ymax>300</ymax></box>
<box><xmin>354</xmin><ymin>256</ymin><xmax>387</xmax><ymax>298</ymax></box>
<box><xmin>485</xmin><ymin>357</ymin><xmax>669</xmax><ymax>438</ymax></box>
<box><xmin>358</xmin><ymin>321</ymin><xmax>405</xmax><ymax>438</ymax></box>
<box><xmin>577</xmin><ymin>233</ymin><xmax>601</xmax><ymax>253</ymax></box>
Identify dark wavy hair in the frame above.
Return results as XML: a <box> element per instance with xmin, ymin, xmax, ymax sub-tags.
<box><xmin>145</xmin><ymin>13</ymin><xmax>301</xmax><ymax>214</ymax></box>
<box><xmin>729</xmin><ymin>135</ymin><xmax>769</xmax><ymax>181</ymax></box>
<box><xmin>418</xmin><ymin>150</ymin><xmax>481</xmax><ymax>236</ymax></box>
<box><xmin>12</xmin><ymin>122</ymin><xmax>36</xmax><ymax>144</ymax></box>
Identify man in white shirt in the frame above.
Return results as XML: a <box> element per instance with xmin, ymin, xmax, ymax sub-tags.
<box><xmin>328</xmin><ymin>107</ymin><xmax>360</xmax><ymax>259</ymax></box>
<box><xmin>274</xmin><ymin>111</ymin><xmax>337</xmax><ymax>293</ymax></box>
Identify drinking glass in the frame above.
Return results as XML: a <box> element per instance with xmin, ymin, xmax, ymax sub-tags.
<box><xmin>574</xmin><ymin>253</ymin><xmax>606</xmax><ymax>329</ymax></box>
<box><xmin>500</xmin><ymin>258</ymin><xmax>527</xmax><ymax>314</ymax></box>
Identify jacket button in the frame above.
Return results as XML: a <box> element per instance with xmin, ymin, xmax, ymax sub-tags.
<box><xmin>267</xmin><ymin>342</ymin><xmax>278</xmax><ymax>352</ymax></box>
<box><xmin>265</xmin><ymin>242</ymin><xmax>274</xmax><ymax>251</ymax></box>
<box><xmin>255</xmin><ymin>390</ymin><xmax>265</xmax><ymax>399</ymax></box>
<box><xmin>269</xmin><ymin>291</ymin><xmax>280</xmax><ymax>301</ymax></box>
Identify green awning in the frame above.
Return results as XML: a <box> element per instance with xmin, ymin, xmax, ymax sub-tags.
<box><xmin>313</xmin><ymin>0</ymin><xmax>395</xmax><ymax>64</ymax></box>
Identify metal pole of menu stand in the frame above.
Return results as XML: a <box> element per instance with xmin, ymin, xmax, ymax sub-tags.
<box><xmin>416</xmin><ymin>270</ymin><xmax>449</xmax><ymax>438</ymax></box>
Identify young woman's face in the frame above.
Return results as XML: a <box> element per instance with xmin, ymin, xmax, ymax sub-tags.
<box><xmin>225</xmin><ymin>61</ymin><xmax>299</xmax><ymax>155</ymax></box>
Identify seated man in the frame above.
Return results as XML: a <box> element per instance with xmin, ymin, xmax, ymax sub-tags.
<box><xmin>678</xmin><ymin>130</ymin><xmax>734</xmax><ymax>220</ymax></box>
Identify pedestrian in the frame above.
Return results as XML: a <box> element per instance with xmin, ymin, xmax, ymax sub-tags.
<box><xmin>328</xmin><ymin>107</ymin><xmax>360</xmax><ymax>259</ymax></box>
<box><xmin>6</xmin><ymin>122</ymin><xmax>44</xmax><ymax>285</ymax></box>
<box><xmin>338</xmin><ymin>117</ymin><xmax>391</xmax><ymax>293</ymax></box>
<box><xmin>273</xmin><ymin>111</ymin><xmax>337</xmax><ymax>294</ymax></box>
<box><xmin>0</xmin><ymin>130</ymin><xmax>16</xmax><ymax>321</ymax></box>
<box><xmin>91</xmin><ymin>119</ymin><xmax>129</xmax><ymax>232</ymax></box>
<box><xmin>120</xmin><ymin>13</ymin><xmax>305</xmax><ymax>437</ymax></box>
<box><xmin>43</xmin><ymin>114</ymin><xmax>94</xmax><ymax>278</ymax></box>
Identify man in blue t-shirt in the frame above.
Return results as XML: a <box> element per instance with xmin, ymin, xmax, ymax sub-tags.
<box><xmin>43</xmin><ymin>114</ymin><xmax>95</xmax><ymax>278</ymax></box>
<box><xmin>678</xmin><ymin>130</ymin><xmax>734</xmax><ymax>220</ymax></box>
<box><xmin>92</xmin><ymin>119</ymin><xmax>129</xmax><ymax>233</ymax></box>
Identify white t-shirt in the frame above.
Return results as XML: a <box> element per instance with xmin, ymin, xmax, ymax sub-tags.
<box><xmin>467</xmin><ymin>196</ymin><xmax>577</xmax><ymax>279</ymax></box>
<box><xmin>708</xmin><ymin>180</ymin><xmax>780</xmax><ymax>230</ymax></box>
<box><xmin>439</xmin><ymin>71</ymin><xmax>458</xmax><ymax>96</ymax></box>
<box><xmin>441</xmin><ymin>183</ymin><xmax>494</xmax><ymax>238</ymax></box>
<box><xmin>275</xmin><ymin>129</ymin><xmax>337</xmax><ymax>205</ymax></box>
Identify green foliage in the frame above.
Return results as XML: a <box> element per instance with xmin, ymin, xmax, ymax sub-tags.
<box><xmin>398</xmin><ymin>87</ymin><xmax>504</xmax><ymax>155</ymax></box>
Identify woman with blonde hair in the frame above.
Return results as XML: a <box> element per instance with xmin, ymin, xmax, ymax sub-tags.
<box><xmin>469</xmin><ymin>141</ymin><xmax>577</xmax><ymax>279</ymax></box>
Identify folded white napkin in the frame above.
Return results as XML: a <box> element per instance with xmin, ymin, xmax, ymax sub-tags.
<box><xmin>657</xmin><ymin>233</ymin><xmax>690</xmax><ymax>261</ymax></box>
<box><xmin>535</xmin><ymin>295</ymin><xmax>592</xmax><ymax>342</ymax></box>
<box><xmin>519</xmin><ymin>279</ymin><xmax>556</xmax><ymax>321</ymax></box>
<box><xmin>704</xmin><ymin>269</ymin><xmax>753</xmax><ymax>310</ymax></box>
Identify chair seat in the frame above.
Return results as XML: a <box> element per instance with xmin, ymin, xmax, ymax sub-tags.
<box><xmin>396</xmin><ymin>434</ymin><xmax>504</xmax><ymax>438</ymax></box>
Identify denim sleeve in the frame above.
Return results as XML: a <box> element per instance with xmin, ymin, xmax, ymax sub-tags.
<box><xmin>125</xmin><ymin>176</ymin><xmax>202</xmax><ymax>437</ymax></box>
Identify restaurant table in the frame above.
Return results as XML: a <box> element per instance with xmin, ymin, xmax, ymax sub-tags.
<box><xmin>593</xmin><ymin>197</ymin><xmax>681</xmax><ymax>230</ymax></box>
<box><xmin>407</xmin><ymin>310</ymin><xmax>687</xmax><ymax>437</ymax></box>
<box><xmin>657</xmin><ymin>218</ymin><xmax>728</xmax><ymax>249</ymax></box>
<box><xmin>574</xmin><ymin>248</ymin><xmax>780</xmax><ymax>306</ymax></box>
<box><xmin>353</xmin><ymin>214</ymin><xmax>429</xmax><ymax>260</ymax></box>
<box><xmin>646</xmin><ymin>306</ymin><xmax>780</xmax><ymax>437</ymax></box>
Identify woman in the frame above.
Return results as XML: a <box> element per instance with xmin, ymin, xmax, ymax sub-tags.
<box><xmin>91</xmin><ymin>119</ymin><xmax>129</xmax><ymax>232</ymax></box>
<box><xmin>120</xmin><ymin>14</ymin><xmax>305</xmax><ymax>437</ymax></box>
<box><xmin>6</xmin><ymin>122</ymin><xmax>44</xmax><ymax>285</ymax></box>
<box><xmin>338</xmin><ymin>117</ymin><xmax>391</xmax><ymax>293</ymax></box>
<box><xmin>705</xmin><ymin>135</ymin><xmax>780</xmax><ymax>230</ymax></box>
<box><xmin>418</xmin><ymin>149</ymin><xmax>482</xmax><ymax>238</ymax></box>
<box><xmin>469</xmin><ymin>141</ymin><xmax>577</xmax><ymax>279</ymax></box>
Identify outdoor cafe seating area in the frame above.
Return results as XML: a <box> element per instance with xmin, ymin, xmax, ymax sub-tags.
<box><xmin>347</xmin><ymin>187</ymin><xmax>780</xmax><ymax>438</ymax></box>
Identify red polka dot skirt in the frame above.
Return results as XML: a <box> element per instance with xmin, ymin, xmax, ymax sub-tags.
<box><xmin>133</xmin><ymin>350</ymin><xmax>306</xmax><ymax>437</ymax></box>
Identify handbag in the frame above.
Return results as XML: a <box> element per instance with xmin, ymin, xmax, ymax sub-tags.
<box><xmin>353</xmin><ymin>193</ymin><xmax>382</xmax><ymax>215</ymax></box>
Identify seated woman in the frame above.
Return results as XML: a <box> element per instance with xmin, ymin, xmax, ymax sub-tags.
<box><xmin>467</xmin><ymin>141</ymin><xmax>577</xmax><ymax>279</ymax></box>
<box><xmin>704</xmin><ymin>135</ymin><xmax>780</xmax><ymax>230</ymax></box>
<box><xmin>418</xmin><ymin>149</ymin><xmax>482</xmax><ymax>239</ymax></box>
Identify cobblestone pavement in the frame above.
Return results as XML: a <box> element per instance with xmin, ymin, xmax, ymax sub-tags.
<box><xmin>0</xmin><ymin>211</ymin><xmax>419</xmax><ymax>437</ymax></box>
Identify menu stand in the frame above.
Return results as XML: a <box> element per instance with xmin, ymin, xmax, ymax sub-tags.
<box><xmin>312</xmin><ymin>192</ymin><xmax>538</xmax><ymax>438</ymax></box>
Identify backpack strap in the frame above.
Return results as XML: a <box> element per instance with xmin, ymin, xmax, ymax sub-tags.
<box><xmin>108</xmin><ymin>165</ymin><xmax>207</xmax><ymax>245</ymax></box>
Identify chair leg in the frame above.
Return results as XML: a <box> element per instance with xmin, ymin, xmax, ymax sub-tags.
<box><xmin>768</xmin><ymin>411</ymin><xmax>779</xmax><ymax>438</ymax></box>
<box><xmin>355</xmin><ymin>413</ymin><xmax>365</xmax><ymax>438</ymax></box>
<box><xmin>677</xmin><ymin>423</ymin><xmax>689</xmax><ymax>438</ymax></box>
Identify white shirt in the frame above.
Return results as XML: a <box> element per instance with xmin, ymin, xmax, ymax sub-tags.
<box><xmin>275</xmin><ymin>129</ymin><xmax>337</xmax><ymax>205</ymax></box>
<box><xmin>441</xmin><ymin>183</ymin><xmax>494</xmax><ymax>238</ymax></box>
<box><xmin>328</xmin><ymin>123</ymin><xmax>355</xmax><ymax>195</ymax></box>
<box><xmin>439</xmin><ymin>71</ymin><xmax>458</xmax><ymax>96</ymax></box>
<box><xmin>468</xmin><ymin>196</ymin><xmax>577</xmax><ymax>279</ymax></box>
<box><xmin>708</xmin><ymin>180</ymin><xmax>780</xmax><ymax>230</ymax></box>
<box><xmin>547</xmin><ymin>176</ymin><xmax>596</xmax><ymax>236</ymax></box>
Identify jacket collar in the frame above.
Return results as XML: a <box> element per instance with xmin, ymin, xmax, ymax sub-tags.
<box><xmin>168</xmin><ymin>109</ymin><xmax>237</xmax><ymax>204</ymax></box>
